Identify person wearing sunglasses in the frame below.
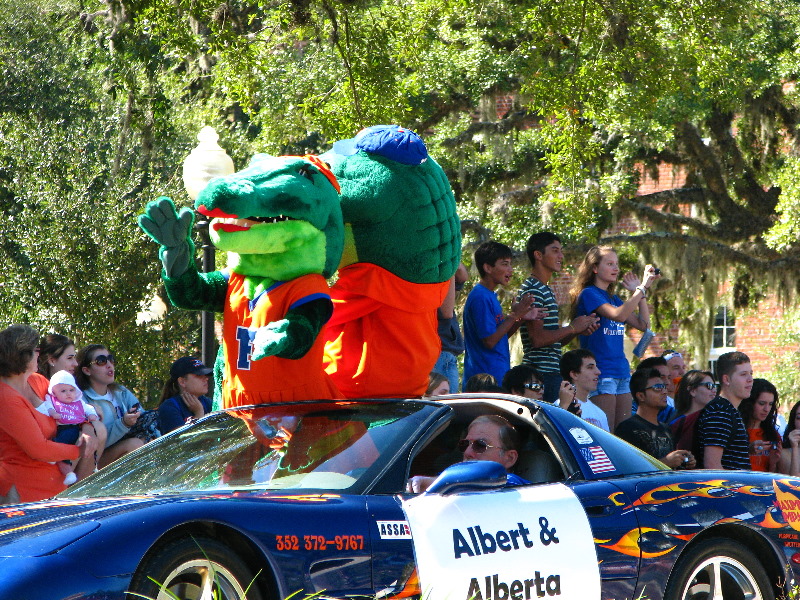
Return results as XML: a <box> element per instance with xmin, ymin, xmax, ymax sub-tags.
<box><xmin>502</xmin><ymin>364</ymin><xmax>581</xmax><ymax>416</ymax></box>
<box><xmin>632</xmin><ymin>356</ymin><xmax>676</xmax><ymax>423</ymax></box>
<box><xmin>615</xmin><ymin>368</ymin><xmax>695</xmax><ymax>470</ymax></box>
<box><xmin>76</xmin><ymin>344</ymin><xmax>146</xmax><ymax>467</ymax></box>
<box><xmin>406</xmin><ymin>415</ymin><xmax>529</xmax><ymax>493</ymax></box>
<box><xmin>669</xmin><ymin>370</ymin><xmax>716</xmax><ymax>453</ymax></box>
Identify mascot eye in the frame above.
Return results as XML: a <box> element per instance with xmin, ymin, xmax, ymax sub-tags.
<box><xmin>297</xmin><ymin>165</ymin><xmax>315</xmax><ymax>181</ymax></box>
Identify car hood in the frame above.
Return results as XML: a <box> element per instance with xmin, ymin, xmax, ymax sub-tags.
<box><xmin>0</xmin><ymin>491</ymin><xmax>349</xmax><ymax>557</ymax></box>
<box><xmin>0</xmin><ymin>496</ymin><xmax>188</xmax><ymax>556</ymax></box>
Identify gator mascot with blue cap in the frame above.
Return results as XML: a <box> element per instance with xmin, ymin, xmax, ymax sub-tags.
<box><xmin>138</xmin><ymin>153</ymin><xmax>344</xmax><ymax>407</ymax></box>
<box><xmin>320</xmin><ymin>125</ymin><xmax>461</xmax><ymax>398</ymax></box>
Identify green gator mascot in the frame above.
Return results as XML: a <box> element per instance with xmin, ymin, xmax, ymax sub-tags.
<box><xmin>138</xmin><ymin>153</ymin><xmax>344</xmax><ymax>407</ymax></box>
<box><xmin>320</xmin><ymin>125</ymin><xmax>461</xmax><ymax>398</ymax></box>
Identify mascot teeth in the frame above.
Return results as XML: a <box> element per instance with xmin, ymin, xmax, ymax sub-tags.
<box><xmin>217</xmin><ymin>217</ymin><xmax>253</xmax><ymax>230</ymax></box>
<box><xmin>250</xmin><ymin>215</ymin><xmax>293</xmax><ymax>224</ymax></box>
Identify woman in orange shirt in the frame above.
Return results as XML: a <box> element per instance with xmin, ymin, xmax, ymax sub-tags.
<box><xmin>739</xmin><ymin>378</ymin><xmax>782</xmax><ymax>472</ymax></box>
<box><xmin>0</xmin><ymin>325</ymin><xmax>90</xmax><ymax>503</ymax></box>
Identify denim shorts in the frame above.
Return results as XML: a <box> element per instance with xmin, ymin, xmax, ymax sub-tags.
<box><xmin>591</xmin><ymin>376</ymin><xmax>631</xmax><ymax>396</ymax></box>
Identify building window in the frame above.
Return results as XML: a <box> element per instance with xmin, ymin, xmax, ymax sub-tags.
<box><xmin>713</xmin><ymin>305</ymin><xmax>736</xmax><ymax>349</ymax></box>
<box><xmin>708</xmin><ymin>305</ymin><xmax>736</xmax><ymax>380</ymax></box>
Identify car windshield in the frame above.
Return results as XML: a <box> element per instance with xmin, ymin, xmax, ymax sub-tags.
<box><xmin>60</xmin><ymin>400</ymin><xmax>442</xmax><ymax>498</ymax></box>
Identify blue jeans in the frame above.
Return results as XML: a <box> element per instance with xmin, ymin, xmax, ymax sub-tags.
<box><xmin>539</xmin><ymin>371</ymin><xmax>563</xmax><ymax>405</ymax></box>
<box><xmin>432</xmin><ymin>351</ymin><xmax>460</xmax><ymax>394</ymax></box>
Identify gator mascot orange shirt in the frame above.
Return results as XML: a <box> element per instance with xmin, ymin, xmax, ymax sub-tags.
<box><xmin>139</xmin><ymin>154</ymin><xmax>345</xmax><ymax>407</ymax></box>
<box><xmin>321</xmin><ymin>125</ymin><xmax>461</xmax><ymax>398</ymax></box>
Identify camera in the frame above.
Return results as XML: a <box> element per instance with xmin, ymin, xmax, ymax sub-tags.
<box><xmin>653</xmin><ymin>267</ymin><xmax>661</xmax><ymax>276</ymax></box>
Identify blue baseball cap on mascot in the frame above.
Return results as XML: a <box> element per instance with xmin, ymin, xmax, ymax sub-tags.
<box><xmin>332</xmin><ymin>125</ymin><xmax>428</xmax><ymax>165</ymax></box>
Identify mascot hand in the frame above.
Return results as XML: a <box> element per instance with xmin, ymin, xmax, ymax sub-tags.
<box><xmin>252</xmin><ymin>320</ymin><xmax>291</xmax><ymax>360</ymax></box>
<box><xmin>138</xmin><ymin>196</ymin><xmax>196</xmax><ymax>278</ymax></box>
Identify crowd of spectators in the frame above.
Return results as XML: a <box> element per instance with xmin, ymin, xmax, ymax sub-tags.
<box><xmin>430</xmin><ymin>232</ymin><xmax>798</xmax><ymax>477</ymax></box>
<box><xmin>0</xmin><ymin>325</ymin><xmax>212</xmax><ymax>503</ymax></box>
<box><xmin>2</xmin><ymin>231</ymin><xmax>796</xmax><ymax>504</ymax></box>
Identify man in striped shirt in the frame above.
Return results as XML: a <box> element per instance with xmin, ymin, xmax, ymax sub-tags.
<box><xmin>696</xmin><ymin>351</ymin><xmax>753</xmax><ymax>470</ymax></box>
<box><xmin>517</xmin><ymin>232</ymin><xmax>599</xmax><ymax>405</ymax></box>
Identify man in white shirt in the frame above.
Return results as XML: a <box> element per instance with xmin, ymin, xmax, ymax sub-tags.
<box><xmin>560</xmin><ymin>349</ymin><xmax>609</xmax><ymax>431</ymax></box>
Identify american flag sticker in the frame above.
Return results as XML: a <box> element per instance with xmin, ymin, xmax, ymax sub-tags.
<box><xmin>581</xmin><ymin>445</ymin><xmax>616</xmax><ymax>474</ymax></box>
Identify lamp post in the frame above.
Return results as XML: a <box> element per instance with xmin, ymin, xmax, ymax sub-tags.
<box><xmin>182</xmin><ymin>126</ymin><xmax>235</xmax><ymax>365</ymax></box>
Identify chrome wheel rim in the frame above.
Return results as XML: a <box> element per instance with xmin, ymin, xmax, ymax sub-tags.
<box><xmin>681</xmin><ymin>555</ymin><xmax>763</xmax><ymax>600</ymax></box>
<box><xmin>156</xmin><ymin>558</ymin><xmax>249</xmax><ymax>600</ymax></box>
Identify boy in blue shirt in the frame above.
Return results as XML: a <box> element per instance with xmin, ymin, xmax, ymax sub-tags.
<box><xmin>462</xmin><ymin>241</ymin><xmax>539</xmax><ymax>388</ymax></box>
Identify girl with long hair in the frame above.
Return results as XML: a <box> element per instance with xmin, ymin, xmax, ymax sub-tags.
<box><xmin>670</xmin><ymin>370</ymin><xmax>716</xmax><ymax>452</ymax></box>
<box><xmin>780</xmin><ymin>401</ymin><xmax>800</xmax><ymax>476</ymax></box>
<box><xmin>157</xmin><ymin>357</ymin><xmax>213</xmax><ymax>434</ymax></box>
<box><xmin>739</xmin><ymin>378</ymin><xmax>781</xmax><ymax>472</ymax></box>
<box><xmin>38</xmin><ymin>334</ymin><xmax>79</xmax><ymax>380</ymax></box>
<box><xmin>569</xmin><ymin>246</ymin><xmax>658</xmax><ymax>430</ymax></box>
<box><xmin>76</xmin><ymin>344</ymin><xmax>149</xmax><ymax>467</ymax></box>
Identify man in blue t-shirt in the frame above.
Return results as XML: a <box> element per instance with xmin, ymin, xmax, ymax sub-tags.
<box><xmin>462</xmin><ymin>241</ymin><xmax>540</xmax><ymax>388</ymax></box>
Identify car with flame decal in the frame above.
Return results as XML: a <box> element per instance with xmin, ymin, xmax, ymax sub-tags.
<box><xmin>1</xmin><ymin>394</ymin><xmax>799</xmax><ymax>600</ymax></box>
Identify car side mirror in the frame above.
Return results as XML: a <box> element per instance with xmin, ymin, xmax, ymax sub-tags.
<box><xmin>425</xmin><ymin>460</ymin><xmax>507</xmax><ymax>495</ymax></box>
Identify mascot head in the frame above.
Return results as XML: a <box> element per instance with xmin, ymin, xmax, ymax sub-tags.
<box><xmin>321</xmin><ymin>125</ymin><xmax>460</xmax><ymax>284</ymax></box>
<box><xmin>195</xmin><ymin>154</ymin><xmax>344</xmax><ymax>280</ymax></box>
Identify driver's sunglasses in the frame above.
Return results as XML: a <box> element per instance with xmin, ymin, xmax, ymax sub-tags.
<box><xmin>457</xmin><ymin>439</ymin><xmax>502</xmax><ymax>454</ymax></box>
<box><xmin>90</xmin><ymin>353</ymin><xmax>115</xmax><ymax>366</ymax></box>
<box><xmin>524</xmin><ymin>382</ymin><xmax>543</xmax><ymax>392</ymax></box>
<box><xmin>696</xmin><ymin>382</ymin><xmax>717</xmax><ymax>390</ymax></box>
<box><xmin>645</xmin><ymin>383</ymin><xmax>667</xmax><ymax>391</ymax></box>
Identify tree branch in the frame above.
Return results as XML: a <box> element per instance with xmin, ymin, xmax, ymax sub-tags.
<box><xmin>600</xmin><ymin>231</ymin><xmax>798</xmax><ymax>270</ymax></box>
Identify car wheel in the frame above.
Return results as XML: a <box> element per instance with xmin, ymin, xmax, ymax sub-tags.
<box><xmin>664</xmin><ymin>537</ymin><xmax>775</xmax><ymax>600</ymax></box>
<box><xmin>128</xmin><ymin>536</ymin><xmax>264</xmax><ymax>600</ymax></box>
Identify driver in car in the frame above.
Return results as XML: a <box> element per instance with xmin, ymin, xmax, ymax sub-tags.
<box><xmin>406</xmin><ymin>414</ymin><xmax>529</xmax><ymax>493</ymax></box>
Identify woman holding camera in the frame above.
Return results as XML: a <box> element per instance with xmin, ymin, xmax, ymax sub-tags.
<box><xmin>570</xmin><ymin>246</ymin><xmax>659</xmax><ymax>430</ymax></box>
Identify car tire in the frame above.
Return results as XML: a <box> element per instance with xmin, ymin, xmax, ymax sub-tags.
<box><xmin>127</xmin><ymin>536</ymin><xmax>264</xmax><ymax>600</ymax></box>
<box><xmin>664</xmin><ymin>537</ymin><xmax>775</xmax><ymax>600</ymax></box>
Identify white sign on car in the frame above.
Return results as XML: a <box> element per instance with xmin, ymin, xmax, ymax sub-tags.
<box><xmin>402</xmin><ymin>483</ymin><xmax>601</xmax><ymax>600</ymax></box>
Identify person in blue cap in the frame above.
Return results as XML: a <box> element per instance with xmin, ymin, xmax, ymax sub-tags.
<box><xmin>157</xmin><ymin>357</ymin><xmax>214</xmax><ymax>434</ymax></box>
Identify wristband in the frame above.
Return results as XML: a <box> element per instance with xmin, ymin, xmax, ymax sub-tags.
<box><xmin>635</xmin><ymin>286</ymin><xmax>647</xmax><ymax>298</ymax></box>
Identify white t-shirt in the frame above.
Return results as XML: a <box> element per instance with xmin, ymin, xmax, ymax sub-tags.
<box><xmin>577</xmin><ymin>398</ymin><xmax>610</xmax><ymax>432</ymax></box>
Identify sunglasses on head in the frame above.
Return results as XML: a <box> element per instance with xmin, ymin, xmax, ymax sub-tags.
<box><xmin>662</xmin><ymin>350</ymin><xmax>682</xmax><ymax>361</ymax></box>
<box><xmin>523</xmin><ymin>382</ymin><xmax>543</xmax><ymax>392</ymax></box>
<box><xmin>645</xmin><ymin>382</ymin><xmax>667</xmax><ymax>391</ymax></box>
<box><xmin>457</xmin><ymin>439</ymin><xmax>502</xmax><ymax>454</ymax></box>
<box><xmin>90</xmin><ymin>353</ymin><xmax>115</xmax><ymax>366</ymax></box>
<box><xmin>696</xmin><ymin>381</ymin><xmax>716</xmax><ymax>390</ymax></box>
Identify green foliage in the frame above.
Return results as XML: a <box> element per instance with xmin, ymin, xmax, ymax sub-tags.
<box><xmin>763</xmin><ymin>307</ymin><xmax>800</xmax><ymax>411</ymax></box>
<box><xmin>2</xmin><ymin>0</ymin><xmax>800</xmax><ymax>393</ymax></box>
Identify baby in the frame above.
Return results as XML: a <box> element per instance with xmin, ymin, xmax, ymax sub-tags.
<box><xmin>37</xmin><ymin>370</ymin><xmax>99</xmax><ymax>485</ymax></box>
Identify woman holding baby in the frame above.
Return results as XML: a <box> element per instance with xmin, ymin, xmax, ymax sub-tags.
<box><xmin>0</xmin><ymin>325</ymin><xmax>93</xmax><ymax>503</ymax></box>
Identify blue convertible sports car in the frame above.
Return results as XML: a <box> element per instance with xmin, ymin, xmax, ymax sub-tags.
<box><xmin>2</xmin><ymin>393</ymin><xmax>800</xmax><ymax>600</ymax></box>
